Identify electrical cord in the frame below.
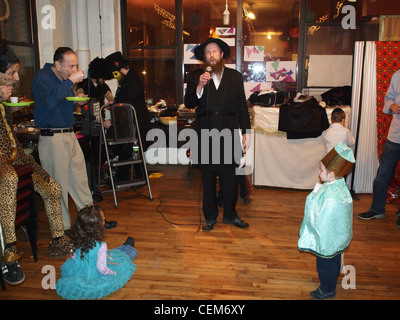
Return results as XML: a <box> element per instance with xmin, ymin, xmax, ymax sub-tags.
<box><xmin>128</xmin><ymin>177</ymin><xmax>203</xmax><ymax>232</ymax></box>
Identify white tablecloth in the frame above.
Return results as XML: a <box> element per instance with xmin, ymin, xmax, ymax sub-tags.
<box><xmin>252</xmin><ymin>105</ymin><xmax>351</xmax><ymax>189</ymax></box>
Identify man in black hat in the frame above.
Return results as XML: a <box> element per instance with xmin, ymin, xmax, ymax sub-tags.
<box><xmin>104</xmin><ymin>52</ymin><xmax>151</xmax><ymax>181</ymax></box>
<box><xmin>184</xmin><ymin>37</ymin><xmax>251</xmax><ymax>231</ymax></box>
<box><xmin>76</xmin><ymin>57</ymin><xmax>114</xmax><ymax>104</ymax></box>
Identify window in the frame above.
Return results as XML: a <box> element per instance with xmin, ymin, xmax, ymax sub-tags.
<box><xmin>303</xmin><ymin>0</ymin><xmax>362</xmax><ymax>89</ymax></box>
<box><xmin>124</xmin><ymin>0</ymin><xmax>177</xmax><ymax>106</ymax></box>
<box><xmin>124</xmin><ymin>0</ymin><xmax>302</xmax><ymax>105</ymax></box>
<box><xmin>122</xmin><ymin>0</ymin><xmax>372</xmax><ymax>105</ymax></box>
<box><xmin>0</xmin><ymin>0</ymin><xmax>38</xmax><ymax>100</ymax></box>
<box><xmin>241</xmin><ymin>0</ymin><xmax>300</xmax><ymax>100</ymax></box>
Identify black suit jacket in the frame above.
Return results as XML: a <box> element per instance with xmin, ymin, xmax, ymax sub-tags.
<box><xmin>184</xmin><ymin>67</ymin><xmax>251</xmax><ymax>168</ymax></box>
<box><xmin>114</xmin><ymin>70</ymin><xmax>151</xmax><ymax>150</ymax></box>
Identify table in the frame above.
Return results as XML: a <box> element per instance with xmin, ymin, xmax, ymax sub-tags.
<box><xmin>252</xmin><ymin>105</ymin><xmax>351</xmax><ymax>189</ymax></box>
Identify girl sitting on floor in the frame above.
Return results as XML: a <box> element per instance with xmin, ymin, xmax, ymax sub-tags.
<box><xmin>56</xmin><ymin>205</ymin><xmax>137</xmax><ymax>300</ymax></box>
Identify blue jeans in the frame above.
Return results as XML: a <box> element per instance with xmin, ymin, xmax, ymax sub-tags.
<box><xmin>316</xmin><ymin>254</ymin><xmax>342</xmax><ymax>293</ymax></box>
<box><xmin>370</xmin><ymin>140</ymin><xmax>400</xmax><ymax>215</ymax></box>
<box><xmin>116</xmin><ymin>245</ymin><xmax>138</xmax><ymax>261</ymax></box>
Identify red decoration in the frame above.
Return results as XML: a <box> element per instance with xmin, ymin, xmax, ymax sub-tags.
<box><xmin>376</xmin><ymin>41</ymin><xmax>400</xmax><ymax>203</ymax></box>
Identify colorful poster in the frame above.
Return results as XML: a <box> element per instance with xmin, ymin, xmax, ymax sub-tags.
<box><xmin>244</xmin><ymin>82</ymin><xmax>272</xmax><ymax>100</ymax></box>
<box><xmin>244</xmin><ymin>46</ymin><xmax>265</xmax><ymax>62</ymax></box>
<box><xmin>184</xmin><ymin>44</ymin><xmax>201</xmax><ymax>64</ymax></box>
<box><xmin>216</xmin><ymin>27</ymin><xmax>235</xmax><ymax>36</ymax></box>
<box><xmin>266</xmin><ymin>60</ymin><xmax>296</xmax><ymax>82</ymax></box>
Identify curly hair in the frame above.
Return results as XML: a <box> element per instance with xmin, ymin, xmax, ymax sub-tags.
<box><xmin>0</xmin><ymin>45</ymin><xmax>20</xmax><ymax>74</ymax></box>
<box><xmin>69</xmin><ymin>205</ymin><xmax>105</xmax><ymax>259</ymax></box>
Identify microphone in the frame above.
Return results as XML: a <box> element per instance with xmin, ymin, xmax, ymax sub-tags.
<box><xmin>205</xmin><ymin>66</ymin><xmax>212</xmax><ymax>85</ymax></box>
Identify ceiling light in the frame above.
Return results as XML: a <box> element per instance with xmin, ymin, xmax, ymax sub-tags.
<box><xmin>223</xmin><ymin>0</ymin><xmax>230</xmax><ymax>26</ymax></box>
<box><xmin>247</xmin><ymin>11</ymin><xmax>255</xmax><ymax>20</ymax></box>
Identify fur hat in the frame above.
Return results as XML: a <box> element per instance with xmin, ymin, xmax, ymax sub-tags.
<box><xmin>88</xmin><ymin>57</ymin><xmax>114</xmax><ymax>80</ymax></box>
<box><xmin>194</xmin><ymin>37</ymin><xmax>231</xmax><ymax>62</ymax></box>
<box><xmin>104</xmin><ymin>51</ymin><xmax>129</xmax><ymax>71</ymax></box>
<box><xmin>321</xmin><ymin>141</ymin><xmax>355</xmax><ymax>178</ymax></box>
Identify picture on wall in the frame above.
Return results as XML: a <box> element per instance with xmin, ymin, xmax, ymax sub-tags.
<box><xmin>266</xmin><ymin>59</ymin><xmax>296</xmax><ymax>82</ymax></box>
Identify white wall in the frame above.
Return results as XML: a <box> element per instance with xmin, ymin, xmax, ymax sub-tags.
<box><xmin>36</xmin><ymin>0</ymin><xmax>121</xmax><ymax>93</ymax></box>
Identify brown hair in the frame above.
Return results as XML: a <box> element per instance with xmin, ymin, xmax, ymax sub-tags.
<box><xmin>53</xmin><ymin>47</ymin><xmax>75</xmax><ymax>63</ymax></box>
<box><xmin>69</xmin><ymin>205</ymin><xmax>105</xmax><ymax>259</ymax></box>
<box><xmin>331</xmin><ymin>107</ymin><xmax>345</xmax><ymax>123</ymax></box>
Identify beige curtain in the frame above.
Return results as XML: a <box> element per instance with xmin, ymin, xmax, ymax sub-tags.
<box><xmin>379</xmin><ymin>16</ymin><xmax>400</xmax><ymax>41</ymax></box>
<box><xmin>349</xmin><ymin>41</ymin><xmax>379</xmax><ymax>194</ymax></box>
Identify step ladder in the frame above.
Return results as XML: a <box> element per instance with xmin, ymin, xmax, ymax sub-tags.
<box><xmin>99</xmin><ymin>103</ymin><xmax>153</xmax><ymax>208</ymax></box>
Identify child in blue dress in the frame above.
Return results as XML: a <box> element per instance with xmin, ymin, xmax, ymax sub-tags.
<box><xmin>298</xmin><ymin>142</ymin><xmax>355</xmax><ymax>300</ymax></box>
<box><xmin>56</xmin><ymin>205</ymin><xmax>137</xmax><ymax>300</ymax></box>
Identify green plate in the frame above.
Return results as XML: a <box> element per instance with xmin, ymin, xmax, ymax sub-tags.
<box><xmin>66</xmin><ymin>97</ymin><xmax>90</xmax><ymax>102</ymax></box>
<box><xmin>3</xmin><ymin>101</ymin><xmax>34</xmax><ymax>107</ymax></box>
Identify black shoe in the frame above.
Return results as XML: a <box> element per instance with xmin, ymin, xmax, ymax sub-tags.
<box><xmin>242</xmin><ymin>197</ymin><xmax>250</xmax><ymax>204</ymax></box>
<box><xmin>2</xmin><ymin>246</ymin><xmax>25</xmax><ymax>286</ymax></box>
<box><xmin>310</xmin><ymin>287</ymin><xmax>336</xmax><ymax>300</ymax></box>
<box><xmin>396</xmin><ymin>212</ymin><xmax>400</xmax><ymax>229</ymax></box>
<box><xmin>104</xmin><ymin>220</ymin><xmax>118</xmax><ymax>230</ymax></box>
<box><xmin>202</xmin><ymin>220</ymin><xmax>216</xmax><ymax>231</ymax></box>
<box><xmin>358</xmin><ymin>210</ymin><xmax>385</xmax><ymax>220</ymax></box>
<box><xmin>123</xmin><ymin>236</ymin><xmax>135</xmax><ymax>248</ymax></box>
<box><xmin>222</xmin><ymin>217</ymin><xmax>249</xmax><ymax>228</ymax></box>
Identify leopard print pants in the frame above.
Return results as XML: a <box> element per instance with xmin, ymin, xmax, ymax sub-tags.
<box><xmin>0</xmin><ymin>163</ymin><xmax>64</xmax><ymax>245</ymax></box>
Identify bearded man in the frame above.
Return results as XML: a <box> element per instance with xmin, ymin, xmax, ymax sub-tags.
<box><xmin>184</xmin><ymin>38</ymin><xmax>251</xmax><ymax>231</ymax></box>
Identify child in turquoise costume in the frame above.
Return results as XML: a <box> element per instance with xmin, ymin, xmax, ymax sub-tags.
<box><xmin>56</xmin><ymin>205</ymin><xmax>137</xmax><ymax>300</ymax></box>
<box><xmin>298</xmin><ymin>142</ymin><xmax>355</xmax><ymax>300</ymax></box>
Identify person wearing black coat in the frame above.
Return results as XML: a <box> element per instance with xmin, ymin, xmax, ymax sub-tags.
<box><xmin>104</xmin><ymin>52</ymin><xmax>151</xmax><ymax>181</ymax></box>
<box><xmin>184</xmin><ymin>38</ymin><xmax>251</xmax><ymax>231</ymax></box>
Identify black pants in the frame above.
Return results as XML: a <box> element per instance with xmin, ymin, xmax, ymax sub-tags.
<box><xmin>218</xmin><ymin>174</ymin><xmax>248</xmax><ymax>200</ymax></box>
<box><xmin>201</xmin><ymin>166</ymin><xmax>238</xmax><ymax>221</ymax></box>
<box><xmin>316</xmin><ymin>254</ymin><xmax>342</xmax><ymax>293</ymax></box>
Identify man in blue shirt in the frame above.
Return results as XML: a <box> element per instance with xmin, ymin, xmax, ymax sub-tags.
<box><xmin>32</xmin><ymin>47</ymin><xmax>94</xmax><ymax>231</ymax></box>
<box><xmin>358</xmin><ymin>69</ymin><xmax>400</xmax><ymax>228</ymax></box>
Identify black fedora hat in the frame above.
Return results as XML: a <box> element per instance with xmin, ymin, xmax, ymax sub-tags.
<box><xmin>88</xmin><ymin>57</ymin><xmax>114</xmax><ymax>80</ymax></box>
<box><xmin>104</xmin><ymin>51</ymin><xmax>129</xmax><ymax>72</ymax></box>
<box><xmin>194</xmin><ymin>37</ymin><xmax>231</xmax><ymax>61</ymax></box>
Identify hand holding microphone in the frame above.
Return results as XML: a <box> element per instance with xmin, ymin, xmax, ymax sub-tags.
<box><xmin>199</xmin><ymin>66</ymin><xmax>212</xmax><ymax>87</ymax></box>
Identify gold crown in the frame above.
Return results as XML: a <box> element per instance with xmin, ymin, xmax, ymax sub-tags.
<box><xmin>321</xmin><ymin>142</ymin><xmax>355</xmax><ymax>178</ymax></box>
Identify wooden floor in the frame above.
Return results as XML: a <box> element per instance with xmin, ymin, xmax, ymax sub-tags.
<box><xmin>2</xmin><ymin>164</ymin><xmax>400</xmax><ymax>301</ymax></box>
